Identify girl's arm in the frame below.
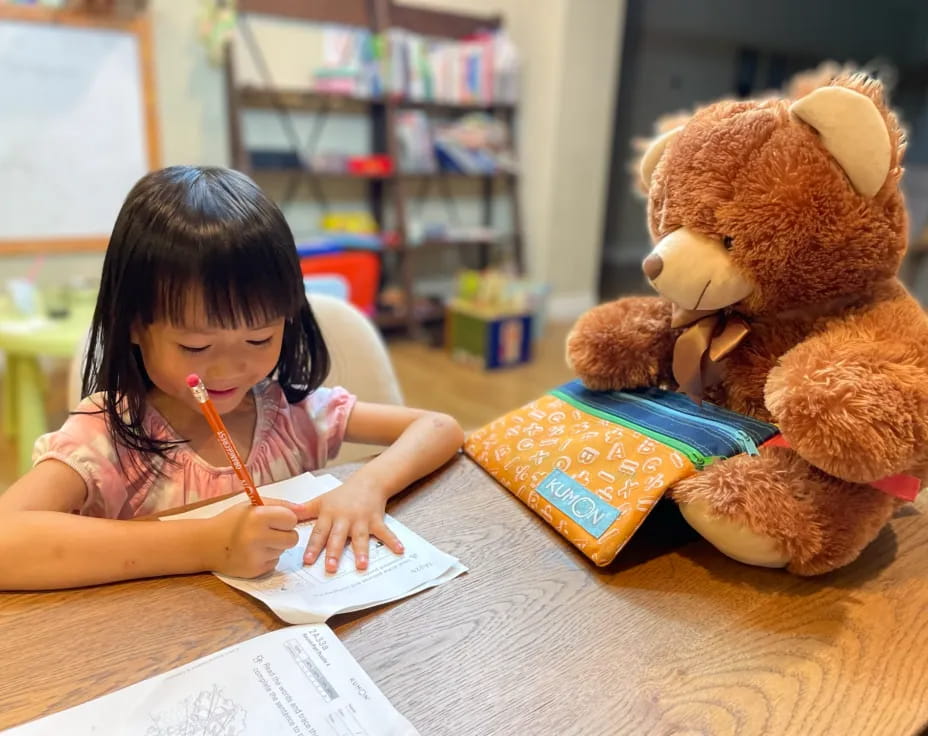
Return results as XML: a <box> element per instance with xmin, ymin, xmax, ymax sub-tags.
<box><xmin>297</xmin><ymin>403</ymin><xmax>463</xmax><ymax>572</ymax></box>
<box><xmin>0</xmin><ymin>460</ymin><xmax>300</xmax><ymax>590</ymax></box>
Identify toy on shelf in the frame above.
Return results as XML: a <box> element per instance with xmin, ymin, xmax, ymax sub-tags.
<box><xmin>249</xmin><ymin>151</ymin><xmax>395</xmax><ymax>177</ymax></box>
<box><xmin>434</xmin><ymin>114</ymin><xmax>516</xmax><ymax>175</ymax></box>
<box><xmin>445</xmin><ymin>269</ymin><xmax>545</xmax><ymax>369</ymax></box>
<box><xmin>296</xmin><ymin>212</ymin><xmax>386</xmax><ymax>315</ymax></box>
<box><xmin>406</xmin><ymin>222</ymin><xmax>500</xmax><ymax>246</ymax></box>
<box><xmin>395</xmin><ymin>110</ymin><xmax>516</xmax><ymax>176</ymax></box>
<box><xmin>396</xmin><ymin>111</ymin><xmax>437</xmax><ymax>173</ymax></box>
<box><xmin>320</xmin><ymin>211</ymin><xmax>378</xmax><ymax>235</ymax></box>
<box><xmin>197</xmin><ymin>0</ymin><xmax>237</xmax><ymax>65</ymax></box>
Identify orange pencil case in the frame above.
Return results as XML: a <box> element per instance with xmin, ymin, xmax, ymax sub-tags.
<box><xmin>464</xmin><ymin>380</ymin><xmax>780</xmax><ymax>565</ymax></box>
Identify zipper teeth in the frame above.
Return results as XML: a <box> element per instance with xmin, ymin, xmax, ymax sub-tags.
<box><xmin>559</xmin><ymin>389</ymin><xmax>716</xmax><ymax>458</ymax></box>
<box><xmin>550</xmin><ymin>389</ymin><xmax>710</xmax><ymax>470</ymax></box>
<box><xmin>587</xmin><ymin>390</ymin><xmax>732</xmax><ymax>457</ymax></box>
<box><xmin>667</xmin><ymin>402</ymin><xmax>762</xmax><ymax>455</ymax></box>
<box><xmin>608</xmin><ymin>390</ymin><xmax>760</xmax><ymax>457</ymax></box>
<box><xmin>654</xmin><ymin>390</ymin><xmax>773</xmax><ymax>442</ymax></box>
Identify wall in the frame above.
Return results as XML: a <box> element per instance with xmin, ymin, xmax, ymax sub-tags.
<box><xmin>537</xmin><ymin>0</ymin><xmax>623</xmax><ymax>316</ymax></box>
<box><xmin>639</xmin><ymin>0</ymin><xmax>925</xmax><ymax>62</ymax></box>
<box><xmin>601</xmin><ymin>24</ymin><xmax>743</xmax><ymax>285</ymax></box>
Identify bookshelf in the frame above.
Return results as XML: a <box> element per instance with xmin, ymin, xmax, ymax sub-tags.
<box><xmin>224</xmin><ymin>0</ymin><xmax>523</xmax><ymax>337</ymax></box>
<box><xmin>237</xmin><ymin>86</ymin><xmax>516</xmax><ymax>115</ymax></box>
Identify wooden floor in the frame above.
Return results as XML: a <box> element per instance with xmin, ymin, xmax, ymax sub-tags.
<box><xmin>0</xmin><ymin>323</ymin><xmax>574</xmax><ymax>491</ymax></box>
<box><xmin>389</xmin><ymin>322</ymin><xmax>573</xmax><ymax>431</ymax></box>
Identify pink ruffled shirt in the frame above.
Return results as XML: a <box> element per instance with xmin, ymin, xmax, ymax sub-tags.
<box><xmin>32</xmin><ymin>381</ymin><xmax>356</xmax><ymax>519</ymax></box>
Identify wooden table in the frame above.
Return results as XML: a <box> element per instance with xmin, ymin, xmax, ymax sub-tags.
<box><xmin>1</xmin><ymin>456</ymin><xmax>926</xmax><ymax>735</ymax></box>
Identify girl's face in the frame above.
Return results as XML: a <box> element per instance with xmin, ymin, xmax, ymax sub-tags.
<box><xmin>132</xmin><ymin>298</ymin><xmax>286</xmax><ymax>415</ymax></box>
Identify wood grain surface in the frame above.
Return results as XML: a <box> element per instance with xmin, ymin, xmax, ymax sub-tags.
<box><xmin>1</xmin><ymin>456</ymin><xmax>926</xmax><ymax>735</ymax></box>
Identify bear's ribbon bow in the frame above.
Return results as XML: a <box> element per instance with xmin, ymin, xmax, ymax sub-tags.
<box><xmin>671</xmin><ymin>306</ymin><xmax>750</xmax><ymax>402</ymax></box>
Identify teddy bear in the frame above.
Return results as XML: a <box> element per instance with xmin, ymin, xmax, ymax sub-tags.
<box><xmin>566</xmin><ymin>71</ymin><xmax>928</xmax><ymax>575</ymax></box>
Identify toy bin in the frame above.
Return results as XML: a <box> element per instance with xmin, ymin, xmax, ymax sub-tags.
<box><xmin>445</xmin><ymin>304</ymin><xmax>534</xmax><ymax>369</ymax></box>
<box><xmin>297</xmin><ymin>246</ymin><xmax>381</xmax><ymax>316</ymax></box>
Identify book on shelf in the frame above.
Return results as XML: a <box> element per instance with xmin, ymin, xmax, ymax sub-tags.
<box><xmin>315</xmin><ymin>25</ymin><xmax>519</xmax><ymax>107</ymax></box>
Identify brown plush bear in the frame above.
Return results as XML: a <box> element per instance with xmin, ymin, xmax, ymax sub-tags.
<box><xmin>566</xmin><ymin>72</ymin><xmax>928</xmax><ymax>575</ymax></box>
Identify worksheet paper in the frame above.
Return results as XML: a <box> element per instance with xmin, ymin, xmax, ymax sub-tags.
<box><xmin>163</xmin><ymin>473</ymin><xmax>467</xmax><ymax>623</ymax></box>
<box><xmin>4</xmin><ymin>625</ymin><xmax>418</xmax><ymax>736</ymax></box>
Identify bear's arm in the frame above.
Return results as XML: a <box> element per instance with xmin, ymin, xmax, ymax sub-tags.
<box><xmin>566</xmin><ymin>296</ymin><xmax>678</xmax><ymax>391</ymax></box>
<box><xmin>764</xmin><ymin>298</ymin><xmax>928</xmax><ymax>483</ymax></box>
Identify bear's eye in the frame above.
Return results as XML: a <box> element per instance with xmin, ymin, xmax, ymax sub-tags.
<box><xmin>722</xmin><ymin>236</ymin><xmax>734</xmax><ymax>250</ymax></box>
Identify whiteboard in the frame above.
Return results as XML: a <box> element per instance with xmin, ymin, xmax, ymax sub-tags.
<box><xmin>0</xmin><ymin>20</ymin><xmax>149</xmax><ymax>240</ymax></box>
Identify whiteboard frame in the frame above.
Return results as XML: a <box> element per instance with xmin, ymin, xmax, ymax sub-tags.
<box><xmin>0</xmin><ymin>6</ymin><xmax>160</xmax><ymax>255</ymax></box>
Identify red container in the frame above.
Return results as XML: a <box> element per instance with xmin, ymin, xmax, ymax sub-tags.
<box><xmin>300</xmin><ymin>250</ymin><xmax>381</xmax><ymax>315</ymax></box>
<box><xmin>346</xmin><ymin>155</ymin><xmax>394</xmax><ymax>177</ymax></box>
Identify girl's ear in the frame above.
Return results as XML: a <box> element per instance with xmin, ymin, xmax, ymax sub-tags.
<box><xmin>130</xmin><ymin>322</ymin><xmax>141</xmax><ymax>345</ymax></box>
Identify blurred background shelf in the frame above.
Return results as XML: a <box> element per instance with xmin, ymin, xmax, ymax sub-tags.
<box><xmin>226</xmin><ymin>0</ymin><xmax>523</xmax><ymax>340</ymax></box>
<box><xmin>246</xmin><ymin>149</ymin><xmax>517</xmax><ymax>180</ymax></box>
<box><xmin>238</xmin><ymin>86</ymin><xmax>516</xmax><ymax>117</ymax></box>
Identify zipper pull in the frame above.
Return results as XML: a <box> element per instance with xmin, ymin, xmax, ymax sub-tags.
<box><xmin>739</xmin><ymin>431</ymin><xmax>760</xmax><ymax>456</ymax></box>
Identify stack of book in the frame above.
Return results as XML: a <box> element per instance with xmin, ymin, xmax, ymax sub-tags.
<box><xmin>314</xmin><ymin>25</ymin><xmax>519</xmax><ymax>106</ymax></box>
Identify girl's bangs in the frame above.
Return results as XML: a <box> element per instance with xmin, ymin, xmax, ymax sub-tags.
<box><xmin>138</xmin><ymin>228</ymin><xmax>304</xmax><ymax>329</ymax></box>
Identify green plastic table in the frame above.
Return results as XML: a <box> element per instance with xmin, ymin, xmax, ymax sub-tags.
<box><xmin>0</xmin><ymin>306</ymin><xmax>93</xmax><ymax>476</ymax></box>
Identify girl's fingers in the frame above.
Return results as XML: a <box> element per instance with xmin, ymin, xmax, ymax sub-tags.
<box><xmin>303</xmin><ymin>516</ymin><xmax>331</xmax><ymax>565</ymax></box>
<box><xmin>350</xmin><ymin>525</ymin><xmax>371</xmax><ymax>570</ymax></box>
<box><xmin>372</xmin><ymin>519</ymin><xmax>405</xmax><ymax>556</ymax></box>
<box><xmin>294</xmin><ymin>498</ymin><xmax>321</xmax><ymax>521</ymax></box>
<box><xmin>324</xmin><ymin>519</ymin><xmax>351</xmax><ymax>573</ymax></box>
<box><xmin>267</xmin><ymin>528</ymin><xmax>300</xmax><ymax>551</ymax></box>
<box><xmin>264</xmin><ymin>497</ymin><xmax>320</xmax><ymax>521</ymax></box>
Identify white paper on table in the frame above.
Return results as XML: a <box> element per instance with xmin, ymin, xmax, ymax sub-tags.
<box><xmin>163</xmin><ymin>472</ymin><xmax>467</xmax><ymax>623</ymax></box>
<box><xmin>3</xmin><ymin>624</ymin><xmax>418</xmax><ymax>736</ymax></box>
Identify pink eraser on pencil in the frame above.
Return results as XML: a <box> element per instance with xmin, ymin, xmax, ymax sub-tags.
<box><xmin>186</xmin><ymin>374</ymin><xmax>201</xmax><ymax>388</ymax></box>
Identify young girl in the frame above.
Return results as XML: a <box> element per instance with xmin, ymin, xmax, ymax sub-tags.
<box><xmin>0</xmin><ymin>166</ymin><xmax>463</xmax><ymax>591</ymax></box>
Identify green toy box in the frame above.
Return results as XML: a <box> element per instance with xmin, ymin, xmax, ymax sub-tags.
<box><xmin>445</xmin><ymin>304</ymin><xmax>534</xmax><ymax>369</ymax></box>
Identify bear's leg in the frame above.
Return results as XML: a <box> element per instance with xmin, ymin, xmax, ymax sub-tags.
<box><xmin>671</xmin><ymin>447</ymin><xmax>897</xmax><ymax>575</ymax></box>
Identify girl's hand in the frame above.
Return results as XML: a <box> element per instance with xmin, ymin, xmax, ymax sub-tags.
<box><xmin>205</xmin><ymin>504</ymin><xmax>300</xmax><ymax>578</ymax></box>
<box><xmin>285</xmin><ymin>481</ymin><xmax>404</xmax><ymax>573</ymax></box>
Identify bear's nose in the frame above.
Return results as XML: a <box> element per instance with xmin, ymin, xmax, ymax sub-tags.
<box><xmin>642</xmin><ymin>253</ymin><xmax>664</xmax><ymax>280</ymax></box>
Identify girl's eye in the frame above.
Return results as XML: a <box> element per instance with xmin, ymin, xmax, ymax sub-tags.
<box><xmin>179</xmin><ymin>344</ymin><xmax>209</xmax><ymax>353</ymax></box>
<box><xmin>247</xmin><ymin>337</ymin><xmax>273</xmax><ymax>347</ymax></box>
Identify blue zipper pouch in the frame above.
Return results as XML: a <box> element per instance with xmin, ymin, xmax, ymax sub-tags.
<box><xmin>553</xmin><ymin>381</ymin><xmax>780</xmax><ymax>470</ymax></box>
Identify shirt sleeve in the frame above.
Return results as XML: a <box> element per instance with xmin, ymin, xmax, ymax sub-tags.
<box><xmin>299</xmin><ymin>386</ymin><xmax>357</xmax><ymax>469</ymax></box>
<box><xmin>31</xmin><ymin>411</ymin><xmax>132</xmax><ymax>519</ymax></box>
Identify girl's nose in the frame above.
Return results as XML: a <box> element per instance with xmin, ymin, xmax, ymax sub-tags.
<box><xmin>204</xmin><ymin>357</ymin><xmax>248</xmax><ymax>383</ymax></box>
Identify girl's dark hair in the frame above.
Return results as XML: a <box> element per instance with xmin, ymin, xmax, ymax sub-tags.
<box><xmin>82</xmin><ymin>165</ymin><xmax>329</xmax><ymax>463</ymax></box>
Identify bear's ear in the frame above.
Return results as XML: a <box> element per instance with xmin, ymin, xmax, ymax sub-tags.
<box><xmin>790</xmin><ymin>86</ymin><xmax>891</xmax><ymax>197</ymax></box>
<box><xmin>639</xmin><ymin>126</ymin><xmax>683</xmax><ymax>190</ymax></box>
